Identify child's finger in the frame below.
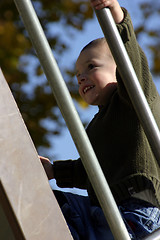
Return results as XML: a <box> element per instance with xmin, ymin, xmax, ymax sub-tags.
<box><xmin>38</xmin><ymin>155</ymin><xmax>50</xmax><ymax>163</ymax></box>
<box><xmin>90</xmin><ymin>0</ymin><xmax>110</xmax><ymax>10</ymax></box>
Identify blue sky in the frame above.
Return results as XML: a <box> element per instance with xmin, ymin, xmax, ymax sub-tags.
<box><xmin>45</xmin><ymin>0</ymin><xmax>160</xmax><ymax>193</ymax></box>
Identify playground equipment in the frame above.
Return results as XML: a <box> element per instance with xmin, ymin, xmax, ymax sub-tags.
<box><xmin>0</xmin><ymin>69</ymin><xmax>72</xmax><ymax>239</ymax></box>
<box><xmin>0</xmin><ymin>0</ymin><xmax>160</xmax><ymax>239</ymax></box>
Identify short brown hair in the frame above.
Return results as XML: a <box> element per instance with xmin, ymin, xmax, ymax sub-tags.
<box><xmin>81</xmin><ymin>37</ymin><xmax>114</xmax><ymax>61</ymax></box>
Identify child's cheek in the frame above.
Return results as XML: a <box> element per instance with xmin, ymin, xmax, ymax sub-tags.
<box><xmin>79</xmin><ymin>88</ymin><xmax>84</xmax><ymax>99</ymax></box>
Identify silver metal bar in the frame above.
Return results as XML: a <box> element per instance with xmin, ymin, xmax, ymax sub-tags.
<box><xmin>13</xmin><ymin>0</ymin><xmax>130</xmax><ymax>239</ymax></box>
<box><xmin>95</xmin><ymin>8</ymin><xmax>160</xmax><ymax>163</ymax></box>
<box><xmin>143</xmin><ymin>228</ymin><xmax>160</xmax><ymax>240</ymax></box>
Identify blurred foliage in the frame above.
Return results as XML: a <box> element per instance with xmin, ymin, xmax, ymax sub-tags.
<box><xmin>0</xmin><ymin>0</ymin><xmax>159</xmax><ymax>157</ymax></box>
<box><xmin>135</xmin><ymin>2</ymin><xmax>160</xmax><ymax>75</ymax></box>
<box><xmin>0</xmin><ymin>0</ymin><xmax>93</xmax><ymax>157</ymax></box>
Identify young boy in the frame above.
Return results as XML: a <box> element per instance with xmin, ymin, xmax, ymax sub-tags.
<box><xmin>40</xmin><ymin>0</ymin><xmax>160</xmax><ymax>239</ymax></box>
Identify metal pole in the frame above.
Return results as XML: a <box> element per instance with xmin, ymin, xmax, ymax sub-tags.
<box><xmin>13</xmin><ymin>0</ymin><xmax>130</xmax><ymax>239</ymax></box>
<box><xmin>143</xmin><ymin>228</ymin><xmax>160</xmax><ymax>240</ymax></box>
<box><xmin>95</xmin><ymin>8</ymin><xmax>160</xmax><ymax>163</ymax></box>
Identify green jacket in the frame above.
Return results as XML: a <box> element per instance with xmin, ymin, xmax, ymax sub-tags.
<box><xmin>53</xmin><ymin>9</ymin><xmax>160</xmax><ymax>206</ymax></box>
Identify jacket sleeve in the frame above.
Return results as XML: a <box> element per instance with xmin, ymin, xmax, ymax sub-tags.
<box><xmin>53</xmin><ymin>158</ymin><xmax>87</xmax><ymax>189</ymax></box>
<box><xmin>116</xmin><ymin>8</ymin><xmax>159</xmax><ymax>106</ymax></box>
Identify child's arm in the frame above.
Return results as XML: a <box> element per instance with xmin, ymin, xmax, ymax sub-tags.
<box><xmin>90</xmin><ymin>0</ymin><xmax>124</xmax><ymax>23</ymax></box>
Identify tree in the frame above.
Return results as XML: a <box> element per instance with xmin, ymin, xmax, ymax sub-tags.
<box><xmin>0</xmin><ymin>0</ymin><xmax>93</xmax><ymax>157</ymax></box>
<box><xmin>136</xmin><ymin>2</ymin><xmax>160</xmax><ymax>76</ymax></box>
<box><xmin>0</xmin><ymin>0</ymin><xmax>159</xmax><ymax>158</ymax></box>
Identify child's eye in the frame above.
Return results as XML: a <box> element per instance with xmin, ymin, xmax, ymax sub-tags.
<box><xmin>76</xmin><ymin>73</ymin><xmax>80</xmax><ymax>78</ymax></box>
<box><xmin>88</xmin><ymin>63</ymin><xmax>95</xmax><ymax>70</ymax></box>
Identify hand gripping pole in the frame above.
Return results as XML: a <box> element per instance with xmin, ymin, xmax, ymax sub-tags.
<box><xmin>13</xmin><ymin>0</ymin><xmax>131</xmax><ymax>239</ymax></box>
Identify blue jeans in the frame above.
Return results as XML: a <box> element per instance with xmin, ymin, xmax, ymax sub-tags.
<box><xmin>119</xmin><ymin>198</ymin><xmax>160</xmax><ymax>239</ymax></box>
<box><xmin>53</xmin><ymin>190</ymin><xmax>160</xmax><ymax>240</ymax></box>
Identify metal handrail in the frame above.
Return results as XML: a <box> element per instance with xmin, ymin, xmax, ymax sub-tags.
<box><xmin>143</xmin><ymin>228</ymin><xmax>160</xmax><ymax>240</ymax></box>
<box><xmin>13</xmin><ymin>0</ymin><xmax>130</xmax><ymax>239</ymax></box>
<box><xmin>95</xmin><ymin>8</ymin><xmax>160</xmax><ymax>163</ymax></box>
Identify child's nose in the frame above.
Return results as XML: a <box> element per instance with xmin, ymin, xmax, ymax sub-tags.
<box><xmin>78</xmin><ymin>74</ymin><xmax>87</xmax><ymax>84</ymax></box>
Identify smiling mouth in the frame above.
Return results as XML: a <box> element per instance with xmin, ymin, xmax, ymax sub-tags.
<box><xmin>83</xmin><ymin>85</ymin><xmax>95</xmax><ymax>94</ymax></box>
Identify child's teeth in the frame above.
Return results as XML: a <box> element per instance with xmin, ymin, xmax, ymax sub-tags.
<box><xmin>84</xmin><ymin>86</ymin><xmax>94</xmax><ymax>93</ymax></box>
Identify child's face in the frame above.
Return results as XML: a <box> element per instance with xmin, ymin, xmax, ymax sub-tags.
<box><xmin>76</xmin><ymin>44</ymin><xmax>117</xmax><ymax>106</ymax></box>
